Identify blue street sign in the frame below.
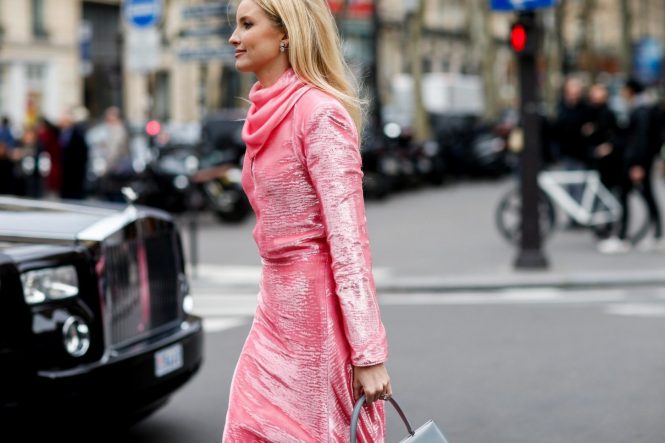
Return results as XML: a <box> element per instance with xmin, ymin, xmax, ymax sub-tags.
<box><xmin>491</xmin><ymin>0</ymin><xmax>557</xmax><ymax>11</ymax></box>
<box><xmin>124</xmin><ymin>0</ymin><xmax>162</xmax><ymax>28</ymax></box>
<box><xmin>634</xmin><ymin>38</ymin><xmax>663</xmax><ymax>85</ymax></box>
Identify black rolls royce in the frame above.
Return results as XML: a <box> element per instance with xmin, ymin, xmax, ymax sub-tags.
<box><xmin>0</xmin><ymin>196</ymin><xmax>203</xmax><ymax>428</ymax></box>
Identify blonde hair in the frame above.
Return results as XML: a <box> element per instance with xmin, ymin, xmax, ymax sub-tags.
<box><xmin>252</xmin><ymin>0</ymin><xmax>364</xmax><ymax>136</ymax></box>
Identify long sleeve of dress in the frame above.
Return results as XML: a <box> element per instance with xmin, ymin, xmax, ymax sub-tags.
<box><xmin>303</xmin><ymin>102</ymin><xmax>389</xmax><ymax>367</ymax></box>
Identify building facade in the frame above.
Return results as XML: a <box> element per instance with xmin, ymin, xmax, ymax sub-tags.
<box><xmin>2</xmin><ymin>0</ymin><xmax>665</xmax><ymax>133</ymax></box>
<box><xmin>0</xmin><ymin>0</ymin><xmax>82</xmax><ymax>129</ymax></box>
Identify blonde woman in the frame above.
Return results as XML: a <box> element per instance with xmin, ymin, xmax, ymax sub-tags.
<box><xmin>222</xmin><ymin>0</ymin><xmax>391</xmax><ymax>441</ymax></box>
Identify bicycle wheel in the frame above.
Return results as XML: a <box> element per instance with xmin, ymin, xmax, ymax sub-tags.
<box><xmin>495</xmin><ymin>187</ymin><xmax>556</xmax><ymax>245</ymax></box>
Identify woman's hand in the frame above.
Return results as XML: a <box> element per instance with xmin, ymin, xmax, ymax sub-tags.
<box><xmin>353</xmin><ymin>363</ymin><xmax>391</xmax><ymax>404</ymax></box>
<box><xmin>630</xmin><ymin>165</ymin><xmax>645</xmax><ymax>184</ymax></box>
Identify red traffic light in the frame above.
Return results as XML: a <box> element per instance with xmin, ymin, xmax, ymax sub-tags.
<box><xmin>146</xmin><ymin>120</ymin><xmax>161</xmax><ymax>137</ymax></box>
<box><xmin>510</xmin><ymin>23</ymin><xmax>527</xmax><ymax>52</ymax></box>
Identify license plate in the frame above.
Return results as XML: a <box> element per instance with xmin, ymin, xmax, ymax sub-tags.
<box><xmin>154</xmin><ymin>343</ymin><xmax>184</xmax><ymax>378</ymax></box>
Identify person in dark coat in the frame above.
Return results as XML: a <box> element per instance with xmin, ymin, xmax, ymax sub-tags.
<box><xmin>59</xmin><ymin>109</ymin><xmax>89</xmax><ymax>200</ymax></box>
<box><xmin>598</xmin><ymin>78</ymin><xmax>664</xmax><ymax>253</ymax></box>
<box><xmin>37</xmin><ymin>117</ymin><xmax>62</xmax><ymax>196</ymax></box>
<box><xmin>553</xmin><ymin>77</ymin><xmax>591</xmax><ymax>169</ymax></box>
<box><xmin>0</xmin><ymin>141</ymin><xmax>14</xmax><ymax>194</ymax></box>
<box><xmin>583</xmin><ymin>83</ymin><xmax>621</xmax><ymax>191</ymax></box>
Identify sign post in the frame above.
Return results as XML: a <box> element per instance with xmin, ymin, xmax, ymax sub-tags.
<box><xmin>123</xmin><ymin>0</ymin><xmax>163</xmax><ymax>128</ymax></box>
<box><xmin>123</xmin><ymin>0</ymin><xmax>163</xmax><ymax>29</ymax></box>
<box><xmin>491</xmin><ymin>0</ymin><xmax>555</xmax><ymax>269</ymax></box>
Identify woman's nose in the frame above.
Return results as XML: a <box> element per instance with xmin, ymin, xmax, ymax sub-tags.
<box><xmin>229</xmin><ymin>29</ymin><xmax>240</xmax><ymax>46</ymax></box>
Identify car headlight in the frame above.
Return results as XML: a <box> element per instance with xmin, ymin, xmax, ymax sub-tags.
<box><xmin>21</xmin><ymin>265</ymin><xmax>79</xmax><ymax>305</ymax></box>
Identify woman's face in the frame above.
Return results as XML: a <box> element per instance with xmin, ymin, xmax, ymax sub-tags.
<box><xmin>229</xmin><ymin>0</ymin><xmax>286</xmax><ymax>77</ymax></box>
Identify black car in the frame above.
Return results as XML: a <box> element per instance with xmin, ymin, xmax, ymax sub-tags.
<box><xmin>0</xmin><ymin>196</ymin><xmax>203</xmax><ymax>430</ymax></box>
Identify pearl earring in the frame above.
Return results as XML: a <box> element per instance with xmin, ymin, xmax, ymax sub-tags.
<box><xmin>280</xmin><ymin>42</ymin><xmax>287</xmax><ymax>53</ymax></box>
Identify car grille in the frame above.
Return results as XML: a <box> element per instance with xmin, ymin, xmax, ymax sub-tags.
<box><xmin>101</xmin><ymin>228</ymin><xmax>182</xmax><ymax>348</ymax></box>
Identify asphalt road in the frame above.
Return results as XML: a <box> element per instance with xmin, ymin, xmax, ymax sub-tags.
<box><xmin>64</xmin><ymin>286</ymin><xmax>665</xmax><ymax>443</ymax></box>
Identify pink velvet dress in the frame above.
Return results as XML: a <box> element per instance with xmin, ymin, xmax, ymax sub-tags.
<box><xmin>221</xmin><ymin>69</ymin><xmax>389</xmax><ymax>442</ymax></box>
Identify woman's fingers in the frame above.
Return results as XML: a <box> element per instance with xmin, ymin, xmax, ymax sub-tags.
<box><xmin>353</xmin><ymin>382</ymin><xmax>362</xmax><ymax>402</ymax></box>
<box><xmin>382</xmin><ymin>380</ymin><xmax>393</xmax><ymax>400</ymax></box>
<box><xmin>352</xmin><ymin>363</ymin><xmax>391</xmax><ymax>404</ymax></box>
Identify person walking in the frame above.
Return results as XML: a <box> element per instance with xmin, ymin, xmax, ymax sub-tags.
<box><xmin>598</xmin><ymin>78</ymin><xmax>664</xmax><ymax>253</ymax></box>
<box><xmin>59</xmin><ymin>108</ymin><xmax>89</xmax><ymax>200</ymax></box>
<box><xmin>222</xmin><ymin>1</ymin><xmax>391</xmax><ymax>442</ymax></box>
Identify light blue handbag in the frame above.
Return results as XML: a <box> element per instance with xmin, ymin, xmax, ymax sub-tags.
<box><xmin>350</xmin><ymin>395</ymin><xmax>450</xmax><ymax>443</ymax></box>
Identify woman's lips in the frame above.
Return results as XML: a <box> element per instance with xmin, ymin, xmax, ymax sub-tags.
<box><xmin>235</xmin><ymin>50</ymin><xmax>246</xmax><ymax>58</ymax></box>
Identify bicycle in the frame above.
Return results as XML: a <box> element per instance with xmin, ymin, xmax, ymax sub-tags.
<box><xmin>495</xmin><ymin>169</ymin><xmax>650</xmax><ymax>245</ymax></box>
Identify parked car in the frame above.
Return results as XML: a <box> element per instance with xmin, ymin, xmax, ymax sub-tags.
<box><xmin>431</xmin><ymin>114</ymin><xmax>511</xmax><ymax>178</ymax></box>
<box><xmin>0</xmin><ymin>196</ymin><xmax>204</xmax><ymax>430</ymax></box>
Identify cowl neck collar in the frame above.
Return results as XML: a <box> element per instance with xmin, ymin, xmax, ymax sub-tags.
<box><xmin>242</xmin><ymin>68</ymin><xmax>311</xmax><ymax>159</ymax></box>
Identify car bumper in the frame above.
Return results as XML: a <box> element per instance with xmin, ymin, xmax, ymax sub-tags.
<box><xmin>28</xmin><ymin>315</ymin><xmax>204</xmax><ymax>414</ymax></box>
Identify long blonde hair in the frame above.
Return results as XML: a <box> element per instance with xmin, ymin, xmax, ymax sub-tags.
<box><xmin>252</xmin><ymin>0</ymin><xmax>364</xmax><ymax>135</ymax></box>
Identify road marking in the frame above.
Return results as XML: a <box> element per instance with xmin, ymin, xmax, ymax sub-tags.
<box><xmin>203</xmin><ymin>317</ymin><xmax>248</xmax><ymax>333</ymax></box>
<box><xmin>605</xmin><ymin>304</ymin><xmax>665</xmax><ymax>318</ymax></box>
<box><xmin>191</xmin><ymin>294</ymin><xmax>258</xmax><ymax>316</ymax></box>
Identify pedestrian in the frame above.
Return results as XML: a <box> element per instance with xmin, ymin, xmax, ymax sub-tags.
<box><xmin>98</xmin><ymin>106</ymin><xmax>131</xmax><ymax>201</ymax></box>
<box><xmin>552</xmin><ymin>77</ymin><xmax>591</xmax><ymax>228</ymax></box>
<box><xmin>0</xmin><ymin>140</ymin><xmax>14</xmax><ymax>194</ymax></box>
<box><xmin>0</xmin><ymin>116</ymin><xmax>16</xmax><ymax>149</ymax></box>
<box><xmin>37</xmin><ymin>117</ymin><xmax>62</xmax><ymax>197</ymax></box>
<box><xmin>553</xmin><ymin>77</ymin><xmax>591</xmax><ymax>170</ymax></box>
<box><xmin>222</xmin><ymin>1</ymin><xmax>391</xmax><ymax>442</ymax></box>
<box><xmin>583</xmin><ymin>83</ymin><xmax>621</xmax><ymax>190</ymax></box>
<box><xmin>59</xmin><ymin>108</ymin><xmax>89</xmax><ymax>200</ymax></box>
<box><xmin>21</xmin><ymin>127</ymin><xmax>44</xmax><ymax>198</ymax></box>
<box><xmin>598</xmin><ymin>78</ymin><xmax>664</xmax><ymax>253</ymax></box>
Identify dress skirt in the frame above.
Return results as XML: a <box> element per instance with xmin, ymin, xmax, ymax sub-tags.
<box><xmin>222</xmin><ymin>254</ymin><xmax>385</xmax><ymax>442</ymax></box>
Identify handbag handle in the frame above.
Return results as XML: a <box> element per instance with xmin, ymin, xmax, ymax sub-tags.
<box><xmin>350</xmin><ymin>394</ymin><xmax>415</xmax><ymax>443</ymax></box>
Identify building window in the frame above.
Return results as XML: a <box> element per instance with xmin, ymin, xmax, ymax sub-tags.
<box><xmin>25</xmin><ymin>64</ymin><xmax>45</xmax><ymax>127</ymax></box>
<box><xmin>32</xmin><ymin>0</ymin><xmax>48</xmax><ymax>38</ymax></box>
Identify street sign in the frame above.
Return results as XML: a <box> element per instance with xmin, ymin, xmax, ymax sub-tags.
<box><xmin>490</xmin><ymin>0</ymin><xmax>557</xmax><ymax>11</ymax></box>
<box><xmin>123</xmin><ymin>0</ymin><xmax>163</xmax><ymax>28</ymax></box>
<box><xmin>126</xmin><ymin>27</ymin><xmax>161</xmax><ymax>72</ymax></box>
<box><xmin>634</xmin><ymin>38</ymin><xmax>663</xmax><ymax>85</ymax></box>
<box><xmin>181</xmin><ymin>3</ymin><xmax>230</xmax><ymax>20</ymax></box>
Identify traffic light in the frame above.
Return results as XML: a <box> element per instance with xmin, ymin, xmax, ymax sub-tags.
<box><xmin>510</xmin><ymin>14</ymin><xmax>537</xmax><ymax>57</ymax></box>
<box><xmin>146</xmin><ymin>119</ymin><xmax>161</xmax><ymax>147</ymax></box>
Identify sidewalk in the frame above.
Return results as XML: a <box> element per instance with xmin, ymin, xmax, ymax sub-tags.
<box><xmin>183</xmin><ymin>175</ymin><xmax>665</xmax><ymax>294</ymax></box>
